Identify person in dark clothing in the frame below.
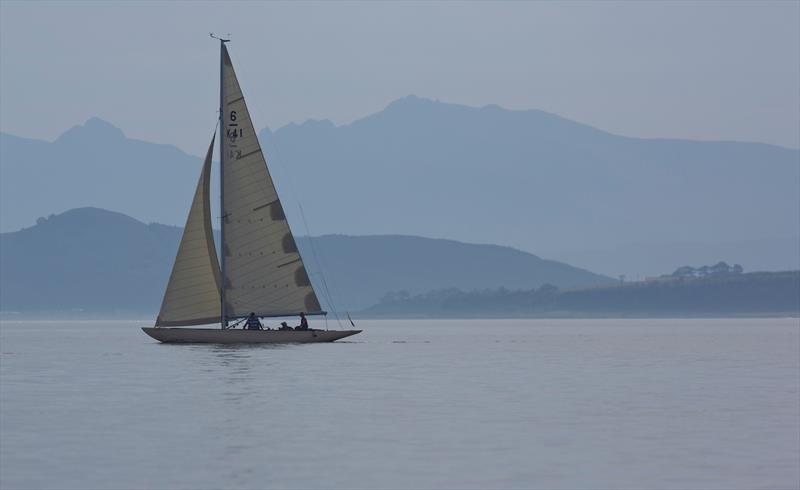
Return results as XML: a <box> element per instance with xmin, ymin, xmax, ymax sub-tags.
<box><xmin>296</xmin><ymin>312</ymin><xmax>309</xmax><ymax>330</ymax></box>
<box><xmin>245</xmin><ymin>312</ymin><xmax>263</xmax><ymax>330</ymax></box>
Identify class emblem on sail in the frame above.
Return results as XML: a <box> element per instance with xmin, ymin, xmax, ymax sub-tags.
<box><xmin>142</xmin><ymin>38</ymin><xmax>360</xmax><ymax>344</ymax></box>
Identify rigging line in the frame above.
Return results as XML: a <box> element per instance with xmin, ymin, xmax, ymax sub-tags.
<box><xmin>297</xmin><ymin>203</ymin><xmax>335</xmax><ymax>312</ymax></box>
<box><xmin>298</xmin><ymin>202</ymin><xmax>344</xmax><ymax>330</ymax></box>
<box><xmin>228</xmin><ymin>317</ymin><xmax>246</xmax><ymax>329</ymax></box>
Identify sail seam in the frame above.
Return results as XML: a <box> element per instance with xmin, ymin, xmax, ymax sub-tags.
<box><xmin>239</xmin><ymin>148</ymin><xmax>262</xmax><ymax>160</ymax></box>
<box><xmin>253</xmin><ymin>199</ymin><xmax>279</xmax><ymax>211</ymax></box>
<box><xmin>275</xmin><ymin>258</ymin><xmax>302</xmax><ymax>268</ymax></box>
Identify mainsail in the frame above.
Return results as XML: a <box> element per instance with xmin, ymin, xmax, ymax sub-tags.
<box><xmin>156</xmin><ymin>136</ymin><xmax>222</xmax><ymax>326</ymax></box>
<box><xmin>220</xmin><ymin>44</ymin><xmax>323</xmax><ymax>319</ymax></box>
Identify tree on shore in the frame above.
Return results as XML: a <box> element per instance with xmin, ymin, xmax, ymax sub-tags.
<box><xmin>672</xmin><ymin>262</ymin><xmax>744</xmax><ymax>278</ymax></box>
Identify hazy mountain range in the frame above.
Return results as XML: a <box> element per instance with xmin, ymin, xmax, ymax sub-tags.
<box><xmin>2</xmin><ymin>96</ymin><xmax>798</xmax><ymax>278</ymax></box>
<box><xmin>0</xmin><ymin>207</ymin><xmax>612</xmax><ymax>316</ymax></box>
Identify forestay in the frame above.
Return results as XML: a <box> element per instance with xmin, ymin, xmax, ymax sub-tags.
<box><xmin>156</xmin><ymin>137</ymin><xmax>222</xmax><ymax>326</ymax></box>
<box><xmin>220</xmin><ymin>45</ymin><xmax>323</xmax><ymax>318</ymax></box>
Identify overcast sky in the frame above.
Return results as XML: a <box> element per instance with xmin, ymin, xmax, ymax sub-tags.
<box><xmin>1</xmin><ymin>1</ymin><xmax>798</xmax><ymax>155</ymax></box>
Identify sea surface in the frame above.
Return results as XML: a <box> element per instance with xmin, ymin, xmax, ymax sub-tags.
<box><xmin>1</xmin><ymin>319</ymin><xmax>798</xmax><ymax>490</ymax></box>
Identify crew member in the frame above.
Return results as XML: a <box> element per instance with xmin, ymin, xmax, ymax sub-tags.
<box><xmin>245</xmin><ymin>312</ymin><xmax>263</xmax><ymax>330</ymax></box>
<box><xmin>297</xmin><ymin>312</ymin><xmax>309</xmax><ymax>330</ymax></box>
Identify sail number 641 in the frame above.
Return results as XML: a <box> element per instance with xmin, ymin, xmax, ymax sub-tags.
<box><xmin>227</xmin><ymin>110</ymin><xmax>243</xmax><ymax>139</ymax></box>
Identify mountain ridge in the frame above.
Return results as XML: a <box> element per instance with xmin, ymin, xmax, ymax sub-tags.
<box><xmin>0</xmin><ymin>207</ymin><xmax>613</xmax><ymax>316</ymax></box>
<box><xmin>2</xmin><ymin>96</ymin><xmax>798</xmax><ymax>278</ymax></box>
<box><xmin>271</xmin><ymin>95</ymin><xmax>799</xmax><ymax>150</ymax></box>
<box><xmin>4</xmin><ymin>95</ymin><xmax>797</xmax><ymax>161</ymax></box>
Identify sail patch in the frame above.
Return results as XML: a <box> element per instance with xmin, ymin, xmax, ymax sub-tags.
<box><xmin>270</xmin><ymin>202</ymin><xmax>286</xmax><ymax>221</ymax></box>
<box><xmin>281</xmin><ymin>233</ymin><xmax>298</xmax><ymax>253</ymax></box>
<box><xmin>305</xmin><ymin>292</ymin><xmax>322</xmax><ymax>312</ymax></box>
<box><xmin>295</xmin><ymin>266</ymin><xmax>311</xmax><ymax>287</ymax></box>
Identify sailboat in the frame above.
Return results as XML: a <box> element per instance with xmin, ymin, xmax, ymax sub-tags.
<box><xmin>142</xmin><ymin>37</ymin><xmax>361</xmax><ymax>344</ymax></box>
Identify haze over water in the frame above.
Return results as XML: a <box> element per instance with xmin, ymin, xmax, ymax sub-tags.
<box><xmin>1</xmin><ymin>319</ymin><xmax>798</xmax><ymax>489</ymax></box>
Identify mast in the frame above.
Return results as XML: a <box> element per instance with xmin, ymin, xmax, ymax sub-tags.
<box><xmin>216</xmin><ymin>35</ymin><xmax>229</xmax><ymax>330</ymax></box>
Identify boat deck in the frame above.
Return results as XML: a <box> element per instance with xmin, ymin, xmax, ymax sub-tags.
<box><xmin>142</xmin><ymin>327</ymin><xmax>361</xmax><ymax>344</ymax></box>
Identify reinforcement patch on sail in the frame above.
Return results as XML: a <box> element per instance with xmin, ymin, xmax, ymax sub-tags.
<box><xmin>156</xmin><ymin>136</ymin><xmax>222</xmax><ymax>326</ymax></box>
<box><xmin>220</xmin><ymin>45</ymin><xmax>323</xmax><ymax>318</ymax></box>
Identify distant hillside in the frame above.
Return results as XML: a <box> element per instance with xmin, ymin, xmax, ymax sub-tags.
<box><xmin>294</xmin><ymin>234</ymin><xmax>612</xmax><ymax>311</ymax></box>
<box><xmin>364</xmin><ymin>271</ymin><xmax>800</xmax><ymax>318</ymax></box>
<box><xmin>0</xmin><ymin>208</ymin><xmax>611</xmax><ymax>317</ymax></box>
<box><xmin>0</xmin><ymin>118</ymin><xmax>201</xmax><ymax>234</ymax></box>
<box><xmin>2</xmin><ymin>97</ymin><xmax>798</xmax><ymax>278</ymax></box>
<box><xmin>0</xmin><ymin>208</ymin><xmax>180</xmax><ymax>317</ymax></box>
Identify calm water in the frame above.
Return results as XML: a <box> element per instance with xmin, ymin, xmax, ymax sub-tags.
<box><xmin>1</xmin><ymin>319</ymin><xmax>798</xmax><ymax>490</ymax></box>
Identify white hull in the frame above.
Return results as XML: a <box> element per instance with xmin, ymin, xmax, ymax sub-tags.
<box><xmin>142</xmin><ymin>327</ymin><xmax>361</xmax><ymax>344</ymax></box>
